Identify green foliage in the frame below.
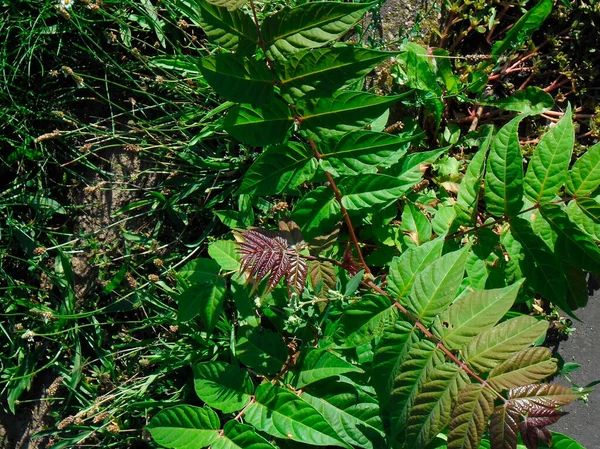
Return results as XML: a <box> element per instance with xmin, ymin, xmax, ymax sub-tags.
<box><xmin>142</xmin><ymin>2</ymin><xmax>597</xmax><ymax>449</ymax></box>
<box><xmin>2</xmin><ymin>0</ymin><xmax>598</xmax><ymax>448</ymax></box>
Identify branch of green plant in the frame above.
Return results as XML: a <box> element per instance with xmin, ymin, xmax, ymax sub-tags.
<box><xmin>307</xmin><ymin>138</ymin><xmax>372</xmax><ymax>277</ymax></box>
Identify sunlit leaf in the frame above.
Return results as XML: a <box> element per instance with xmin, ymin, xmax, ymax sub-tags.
<box><xmin>146</xmin><ymin>405</ymin><xmax>220</xmax><ymax>449</ymax></box>
<box><xmin>566</xmin><ymin>142</ymin><xmax>600</xmax><ymax>197</ymax></box>
<box><xmin>262</xmin><ymin>2</ymin><xmax>374</xmax><ymax>60</ymax></box>
<box><xmin>387</xmin><ymin>237</ymin><xmax>445</xmax><ymax>299</ymax></box>
<box><xmin>455</xmin><ymin>127</ymin><xmax>493</xmax><ymax>225</ymax></box>
<box><xmin>335</xmin><ymin>294</ymin><xmax>396</xmax><ymax>348</ymax></box>
<box><xmin>245</xmin><ymin>383</ymin><xmax>349</xmax><ymax>447</ymax></box>
<box><xmin>488</xmin><ymin>347</ymin><xmax>557</xmax><ymax>390</ymax></box>
<box><xmin>177</xmin><ymin>278</ymin><xmax>226</xmax><ymax>330</ymax></box>
<box><xmin>212</xmin><ymin>421</ymin><xmax>277</xmax><ymax>449</ymax></box>
<box><xmin>524</xmin><ymin>105</ymin><xmax>574</xmax><ymax>203</ymax></box>
<box><xmin>463</xmin><ymin>316</ymin><xmax>549</xmax><ymax>373</ymax></box>
<box><xmin>484</xmin><ymin>116</ymin><xmax>524</xmax><ymax>217</ymax></box>
<box><xmin>408</xmin><ymin>246</ymin><xmax>469</xmax><ymax>326</ymax></box>
<box><xmin>288</xmin><ymin>348</ymin><xmax>362</xmax><ymax>388</ymax></box>
<box><xmin>490</xmin><ymin>403</ymin><xmax>519</xmax><ymax>449</ymax></box>
<box><xmin>433</xmin><ymin>281</ymin><xmax>524</xmax><ymax>350</ymax></box>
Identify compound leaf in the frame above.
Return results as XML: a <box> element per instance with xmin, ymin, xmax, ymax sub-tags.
<box><xmin>298</xmin><ymin>91</ymin><xmax>409</xmax><ymax>137</ymax></box>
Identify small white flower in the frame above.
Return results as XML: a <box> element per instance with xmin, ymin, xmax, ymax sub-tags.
<box><xmin>22</xmin><ymin>330</ymin><xmax>36</xmax><ymax>342</ymax></box>
<box><xmin>60</xmin><ymin>0</ymin><xmax>74</xmax><ymax>9</ymax></box>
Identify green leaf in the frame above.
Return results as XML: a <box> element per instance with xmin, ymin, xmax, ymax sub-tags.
<box><xmin>224</xmin><ymin>100</ymin><xmax>294</xmax><ymax>146</ymax></box>
<box><xmin>192</xmin><ymin>362</ymin><xmax>254</xmax><ymax>413</ymax></box>
<box><xmin>408</xmin><ymin>246</ymin><xmax>469</xmax><ymax>326</ymax></box>
<box><xmin>245</xmin><ymin>383</ymin><xmax>349</xmax><ymax>447</ymax></box>
<box><xmin>491</xmin><ymin>0</ymin><xmax>553</xmax><ymax>57</ymax></box>
<box><xmin>387</xmin><ymin>237</ymin><xmax>445</xmax><ymax>299</ymax></box>
<box><xmin>292</xmin><ymin>186</ymin><xmax>340</xmax><ymax>240</ymax></box>
<box><xmin>400</xmin><ymin>202</ymin><xmax>432</xmax><ymax>246</ymax></box>
<box><xmin>146</xmin><ymin>405</ymin><xmax>220</xmax><ymax>449</ymax></box>
<box><xmin>484</xmin><ymin>116</ymin><xmax>524</xmax><ymax>217</ymax></box>
<box><xmin>177</xmin><ymin>278</ymin><xmax>226</xmax><ymax>330</ymax></box>
<box><xmin>455</xmin><ymin>128</ymin><xmax>493</xmax><ymax>225</ymax></box>
<box><xmin>334</xmin><ymin>294</ymin><xmax>396</xmax><ymax>348</ymax></box>
<box><xmin>462</xmin><ymin>316</ymin><xmax>549</xmax><ymax>373</ymax></box>
<box><xmin>371</xmin><ymin>322</ymin><xmax>419</xmax><ymax>408</ymax></box>
<box><xmin>279</xmin><ymin>46</ymin><xmax>395</xmax><ymax>99</ymax></box>
<box><xmin>508</xmin><ymin>218</ymin><xmax>570</xmax><ymax>315</ymax></box>
<box><xmin>236</xmin><ymin>327</ymin><xmax>287</xmax><ymax>375</ymax></box>
<box><xmin>239</xmin><ymin>143</ymin><xmax>316</xmax><ymax>195</ymax></box>
<box><xmin>178</xmin><ymin>258</ymin><xmax>220</xmax><ymax>284</ymax></box>
<box><xmin>539</xmin><ymin>204</ymin><xmax>600</xmax><ymax>273</ymax></box>
<box><xmin>524</xmin><ymin>105</ymin><xmax>574</xmax><ymax>203</ymax></box>
<box><xmin>405</xmin><ymin>362</ymin><xmax>470</xmax><ymax>449</ymax></box>
<box><xmin>199</xmin><ymin>54</ymin><xmax>275</xmax><ymax>104</ymax></box>
<box><xmin>480</xmin><ymin>87</ymin><xmax>554</xmax><ymax>115</ymax></box>
<box><xmin>540</xmin><ymin>433</ymin><xmax>587</xmax><ymax>449</ymax></box>
<box><xmin>319</xmin><ymin>130</ymin><xmax>419</xmax><ymax>177</ymax></box>
<box><xmin>175</xmin><ymin>0</ymin><xmax>257</xmax><ymax>54</ymax></box>
<box><xmin>301</xmin><ymin>379</ymin><xmax>386</xmax><ymax>449</ymax></box>
<box><xmin>288</xmin><ymin>348</ymin><xmax>362</xmax><ymax>388</ymax></box>
<box><xmin>390</xmin><ymin>340</ymin><xmax>443</xmax><ymax>441</ymax></box>
<box><xmin>567</xmin><ymin>198</ymin><xmax>600</xmax><ymax>240</ymax></box>
<box><xmin>213</xmin><ymin>421</ymin><xmax>276</xmax><ymax>449</ymax></box>
<box><xmin>566</xmin><ymin>142</ymin><xmax>600</xmax><ymax>197</ymax></box>
<box><xmin>298</xmin><ymin>91</ymin><xmax>409</xmax><ymax>137</ymax></box>
<box><xmin>447</xmin><ymin>384</ymin><xmax>495</xmax><ymax>449</ymax></box>
<box><xmin>489</xmin><ymin>403</ymin><xmax>519</xmax><ymax>449</ymax></box>
<box><xmin>205</xmin><ymin>0</ymin><xmax>246</xmax><ymax>10</ymax></box>
<box><xmin>209</xmin><ymin>240</ymin><xmax>240</xmax><ymax>271</ymax></box>
<box><xmin>432</xmin><ymin>281</ymin><xmax>524</xmax><ymax>350</ymax></box>
<box><xmin>395</xmin><ymin>42</ymin><xmax>442</xmax><ymax>96</ymax></box>
<box><xmin>487</xmin><ymin>347</ymin><xmax>557</xmax><ymax>390</ymax></box>
<box><xmin>261</xmin><ymin>2</ymin><xmax>374</xmax><ymax>60</ymax></box>
<box><xmin>339</xmin><ymin>174</ymin><xmax>412</xmax><ymax>212</ymax></box>
<box><xmin>149</xmin><ymin>56</ymin><xmax>203</xmax><ymax>75</ymax></box>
